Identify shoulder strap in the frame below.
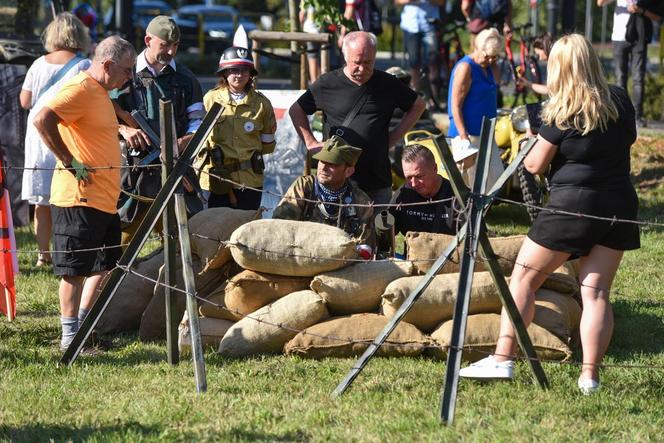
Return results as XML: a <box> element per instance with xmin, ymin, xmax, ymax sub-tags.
<box><xmin>335</xmin><ymin>83</ymin><xmax>370</xmax><ymax>138</ymax></box>
<box><xmin>36</xmin><ymin>55</ymin><xmax>85</xmax><ymax>102</ymax></box>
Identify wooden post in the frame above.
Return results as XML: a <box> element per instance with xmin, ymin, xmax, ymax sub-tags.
<box><xmin>252</xmin><ymin>39</ymin><xmax>261</xmax><ymax>89</ymax></box>
<box><xmin>160</xmin><ymin>100</ymin><xmax>179</xmax><ymax>365</ymax></box>
<box><xmin>300</xmin><ymin>45</ymin><xmax>308</xmax><ymax>89</ymax></box>
<box><xmin>174</xmin><ymin>194</ymin><xmax>207</xmax><ymax>393</ymax></box>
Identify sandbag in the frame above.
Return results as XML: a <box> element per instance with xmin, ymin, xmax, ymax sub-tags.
<box><xmin>284</xmin><ymin>313</ymin><xmax>428</xmax><ymax>358</ymax></box>
<box><xmin>96</xmin><ymin>249</ymin><xmax>164</xmax><ymax>334</ymax></box>
<box><xmin>225</xmin><ymin>270</ymin><xmax>312</xmax><ymax>318</ymax></box>
<box><xmin>198</xmin><ymin>282</ymin><xmax>239</xmax><ymax>321</ymax></box>
<box><xmin>381</xmin><ymin>272</ymin><xmax>503</xmax><ymax>332</ymax></box>
<box><xmin>139</xmin><ymin>255</ymin><xmax>229</xmax><ymax>341</ymax></box>
<box><xmin>178</xmin><ymin>311</ymin><xmax>235</xmax><ymax>354</ymax></box>
<box><xmin>189</xmin><ymin>207</ymin><xmax>260</xmax><ymax>272</ymax></box>
<box><xmin>406</xmin><ymin>232</ymin><xmax>524</xmax><ymax>276</ymax></box>
<box><xmin>218</xmin><ymin>290</ymin><xmax>328</xmax><ymax>357</ymax></box>
<box><xmin>553</xmin><ymin>259</ymin><xmax>580</xmax><ymax>279</ymax></box>
<box><xmin>429</xmin><ymin>313</ymin><xmax>572</xmax><ymax>362</ymax></box>
<box><xmin>310</xmin><ymin>260</ymin><xmax>414</xmax><ymax>315</ymax></box>
<box><xmin>541</xmin><ymin>272</ymin><xmax>580</xmax><ymax>295</ymax></box>
<box><xmin>229</xmin><ymin>219</ymin><xmax>358</xmax><ymax>277</ymax></box>
<box><xmin>532</xmin><ymin>288</ymin><xmax>582</xmax><ymax>343</ymax></box>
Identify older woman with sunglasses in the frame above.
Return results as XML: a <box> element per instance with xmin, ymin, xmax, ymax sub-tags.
<box><xmin>197</xmin><ymin>36</ymin><xmax>277</xmax><ymax>210</ymax></box>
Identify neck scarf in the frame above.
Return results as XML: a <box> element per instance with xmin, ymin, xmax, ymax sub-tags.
<box><xmin>315</xmin><ymin>179</ymin><xmax>348</xmax><ymax>217</ymax></box>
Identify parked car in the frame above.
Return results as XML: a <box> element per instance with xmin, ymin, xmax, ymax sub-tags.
<box><xmin>104</xmin><ymin>0</ymin><xmax>174</xmax><ymax>36</ymax></box>
<box><xmin>173</xmin><ymin>4</ymin><xmax>257</xmax><ymax>53</ymax></box>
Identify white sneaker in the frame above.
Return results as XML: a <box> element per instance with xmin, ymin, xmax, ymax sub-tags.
<box><xmin>459</xmin><ymin>355</ymin><xmax>514</xmax><ymax>380</ymax></box>
<box><xmin>578</xmin><ymin>378</ymin><xmax>600</xmax><ymax>395</ymax></box>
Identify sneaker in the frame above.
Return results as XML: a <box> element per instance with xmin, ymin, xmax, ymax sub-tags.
<box><xmin>459</xmin><ymin>355</ymin><xmax>514</xmax><ymax>380</ymax></box>
<box><xmin>578</xmin><ymin>378</ymin><xmax>600</xmax><ymax>395</ymax></box>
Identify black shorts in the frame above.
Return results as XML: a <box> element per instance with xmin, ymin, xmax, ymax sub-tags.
<box><xmin>528</xmin><ymin>186</ymin><xmax>640</xmax><ymax>256</ymax></box>
<box><xmin>51</xmin><ymin>206</ymin><xmax>122</xmax><ymax>277</ymax></box>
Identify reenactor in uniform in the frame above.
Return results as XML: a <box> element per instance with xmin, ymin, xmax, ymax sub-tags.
<box><xmin>272</xmin><ymin>137</ymin><xmax>375</xmax><ymax>250</ymax></box>
<box><xmin>111</xmin><ymin>15</ymin><xmax>205</xmax><ymax>243</ymax></box>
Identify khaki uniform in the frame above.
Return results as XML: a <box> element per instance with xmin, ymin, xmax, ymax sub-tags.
<box><xmin>197</xmin><ymin>87</ymin><xmax>277</xmax><ymax>193</ymax></box>
<box><xmin>272</xmin><ymin>175</ymin><xmax>375</xmax><ymax>246</ymax></box>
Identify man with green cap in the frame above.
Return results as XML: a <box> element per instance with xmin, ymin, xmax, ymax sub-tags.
<box><xmin>111</xmin><ymin>15</ymin><xmax>205</xmax><ymax>244</ymax></box>
<box><xmin>272</xmin><ymin>136</ymin><xmax>375</xmax><ymax>250</ymax></box>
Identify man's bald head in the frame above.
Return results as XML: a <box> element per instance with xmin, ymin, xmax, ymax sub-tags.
<box><xmin>341</xmin><ymin>31</ymin><xmax>377</xmax><ymax>85</ymax></box>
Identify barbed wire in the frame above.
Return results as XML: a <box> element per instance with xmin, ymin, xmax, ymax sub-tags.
<box><xmin>118</xmin><ymin>263</ymin><xmax>664</xmax><ymax>372</ymax></box>
<box><xmin>2</xmin><ymin>164</ymin><xmax>161</xmax><ymax>172</ymax></box>
<box><xmin>494</xmin><ymin>196</ymin><xmax>664</xmax><ymax>228</ymax></box>
<box><xmin>1</xmin><ymin>235</ymin><xmax>163</xmax><ymax>256</ymax></box>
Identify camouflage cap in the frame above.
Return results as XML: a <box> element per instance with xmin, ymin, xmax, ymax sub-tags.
<box><xmin>146</xmin><ymin>16</ymin><xmax>180</xmax><ymax>43</ymax></box>
<box><xmin>313</xmin><ymin>136</ymin><xmax>362</xmax><ymax>166</ymax></box>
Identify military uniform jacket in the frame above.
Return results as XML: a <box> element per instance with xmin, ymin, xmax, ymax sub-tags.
<box><xmin>198</xmin><ymin>87</ymin><xmax>277</xmax><ymax>191</ymax></box>
<box><xmin>272</xmin><ymin>175</ymin><xmax>375</xmax><ymax>246</ymax></box>
<box><xmin>111</xmin><ymin>53</ymin><xmax>204</xmax><ymax>139</ymax></box>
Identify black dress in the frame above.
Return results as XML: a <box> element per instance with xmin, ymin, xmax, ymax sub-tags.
<box><xmin>527</xmin><ymin>86</ymin><xmax>640</xmax><ymax>256</ymax></box>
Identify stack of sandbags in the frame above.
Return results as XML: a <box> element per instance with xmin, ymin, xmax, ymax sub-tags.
<box><xmin>229</xmin><ymin>219</ymin><xmax>358</xmax><ymax>276</ymax></box>
<box><xmin>284</xmin><ymin>313</ymin><xmax>429</xmax><ymax>358</ymax></box>
<box><xmin>428</xmin><ymin>287</ymin><xmax>581</xmax><ymax>362</ymax></box>
<box><xmin>405</xmin><ymin>232</ymin><xmax>525</xmax><ymax>276</ymax></box>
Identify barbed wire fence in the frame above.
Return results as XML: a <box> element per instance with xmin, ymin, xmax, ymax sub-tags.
<box><xmin>5</xmin><ymin>159</ymin><xmax>664</xmax><ymax>373</ymax></box>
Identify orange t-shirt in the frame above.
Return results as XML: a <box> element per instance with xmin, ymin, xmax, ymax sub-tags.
<box><xmin>47</xmin><ymin>72</ymin><xmax>121</xmax><ymax>214</ymax></box>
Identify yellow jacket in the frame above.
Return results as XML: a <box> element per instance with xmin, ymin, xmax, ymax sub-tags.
<box><xmin>198</xmin><ymin>87</ymin><xmax>276</xmax><ymax>191</ymax></box>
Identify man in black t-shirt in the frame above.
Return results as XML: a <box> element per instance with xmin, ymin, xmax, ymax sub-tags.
<box><xmin>289</xmin><ymin>31</ymin><xmax>426</xmax><ymax>205</ymax></box>
<box><xmin>390</xmin><ymin>144</ymin><xmax>458</xmax><ymax>235</ymax></box>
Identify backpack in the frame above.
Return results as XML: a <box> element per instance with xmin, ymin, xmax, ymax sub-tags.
<box><xmin>474</xmin><ymin>0</ymin><xmax>508</xmax><ymax>20</ymax></box>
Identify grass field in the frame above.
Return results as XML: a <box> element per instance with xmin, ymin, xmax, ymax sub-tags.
<box><xmin>1</xmin><ymin>135</ymin><xmax>664</xmax><ymax>442</ymax></box>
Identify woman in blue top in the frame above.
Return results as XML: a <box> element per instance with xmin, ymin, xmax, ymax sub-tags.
<box><xmin>447</xmin><ymin>27</ymin><xmax>502</xmax><ymax>141</ymax></box>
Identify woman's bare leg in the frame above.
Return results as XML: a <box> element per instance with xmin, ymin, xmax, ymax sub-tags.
<box><xmin>577</xmin><ymin>244</ymin><xmax>623</xmax><ymax>382</ymax></box>
<box><xmin>34</xmin><ymin>204</ymin><xmax>52</xmax><ymax>264</ymax></box>
<box><xmin>494</xmin><ymin>237</ymin><xmax>570</xmax><ymax>362</ymax></box>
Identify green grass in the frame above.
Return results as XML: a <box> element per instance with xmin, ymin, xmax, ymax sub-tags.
<box><xmin>2</xmin><ymin>140</ymin><xmax>664</xmax><ymax>441</ymax></box>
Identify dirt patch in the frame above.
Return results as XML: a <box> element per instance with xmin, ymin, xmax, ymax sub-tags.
<box><xmin>631</xmin><ymin>135</ymin><xmax>664</xmax><ymax>191</ymax></box>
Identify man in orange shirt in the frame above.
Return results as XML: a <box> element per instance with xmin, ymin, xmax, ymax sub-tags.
<box><xmin>33</xmin><ymin>35</ymin><xmax>136</xmax><ymax>351</ymax></box>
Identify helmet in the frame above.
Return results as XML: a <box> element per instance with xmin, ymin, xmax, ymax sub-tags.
<box><xmin>386</xmin><ymin>66</ymin><xmax>411</xmax><ymax>86</ymax></box>
<box><xmin>216</xmin><ymin>46</ymin><xmax>257</xmax><ymax>75</ymax></box>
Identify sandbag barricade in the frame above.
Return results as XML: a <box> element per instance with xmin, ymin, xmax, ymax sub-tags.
<box><xmin>218</xmin><ymin>290</ymin><xmax>329</xmax><ymax>357</ymax></box>
<box><xmin>229</xmin><ymin>219</ymin><xmax>358</xmax><ymax>277</ymax></box>
<box><xmin>284</xmin><ymin>313</ymin><xmax>429</xmax><ymax>358</ymax></box>
<box><xmin>406</xmin><ymin>232</ymin><xmax>525</xmax><ymax>276</ymax></box>
<box><xmin>310</xmin><ymin>260</ymin><xmax>414</xmax><ymax>315</ymax></box>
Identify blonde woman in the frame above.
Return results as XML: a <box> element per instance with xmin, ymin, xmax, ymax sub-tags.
<box><xmin>20</xmin><ymin>12</ymin><xmax>91</xmax><ymax>267</ymax></box>
<box><xmin>459</xmin><ymin>34</ymin><xmax>640</xmax><ymax>395</ymax></box>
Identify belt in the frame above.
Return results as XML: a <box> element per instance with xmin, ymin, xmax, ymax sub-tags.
<box><xmin>224</xmin><ymin>158</ymin><xmax>253</xmax><ymax>172</ymax></box>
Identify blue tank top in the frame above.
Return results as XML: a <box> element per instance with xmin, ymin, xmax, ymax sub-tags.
<box><xmin>447</xmin><ymin>55</ymin><xmax>497</xmax><ymax>137</ymax></box>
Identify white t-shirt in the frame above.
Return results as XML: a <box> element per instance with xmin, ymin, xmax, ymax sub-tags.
<box><xmin>611</xmin><ymin>0</ymin><xmax>633</xmax><ymax>42</ymax></box>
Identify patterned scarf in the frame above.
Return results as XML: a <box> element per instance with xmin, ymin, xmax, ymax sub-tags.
<box><xmin>315</xmin><ymin>179</ymin><xmax>349</xmax><ymax>217</ymax></box>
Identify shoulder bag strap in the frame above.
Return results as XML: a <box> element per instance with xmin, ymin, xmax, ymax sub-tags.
<box><xmin>335</xmin><ymin>83</ymin><xmax>370</xmax><ymax>138</ymax></box>
<box><xmin>36</xmin><ymin>55</ymin><xmax>85</xmax><ymax>102</ymax></box>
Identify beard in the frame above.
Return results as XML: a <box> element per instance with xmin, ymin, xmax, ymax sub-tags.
<box><xmin>155</xmin><ymin>53</ymin><xmax>173</xmax><ymax>65</ymax></box>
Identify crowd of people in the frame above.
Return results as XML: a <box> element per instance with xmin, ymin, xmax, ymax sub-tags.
<box><xmin>17</xmin><ymin>0</ymin><xmax>662</xmax><ymax>394</ymax></box>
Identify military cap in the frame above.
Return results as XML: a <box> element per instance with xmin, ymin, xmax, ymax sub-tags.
<box><xmin>313</xmin><ymin>136</ymin><xmax>362</xmax><ymax>166</ymax></box>
<box><xmin>146</xmin><ymin>16</ymin><xmax>180</xmax><ymax>43</ymax></box>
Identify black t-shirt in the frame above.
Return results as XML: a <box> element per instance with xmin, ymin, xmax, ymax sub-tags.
<box><xmin>389</xmin><ymin>176</ymin><xmax>457</xmax><ymax>236</ymax></box>
<box><xmin>297</xmin><ymin>69</ymin><xmax>418</xmax><ymax>191</ymax></box>
<box><xmin>538</xmin><ymin>86</ymin><xmax>636</xmax><ymax>190</ymax></box>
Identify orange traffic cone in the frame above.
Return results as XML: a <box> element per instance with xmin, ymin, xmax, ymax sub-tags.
<box><xmin>0</xmin><ymin>155</ymin><xmax>17</xmax><ymax>321</ymax></box>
